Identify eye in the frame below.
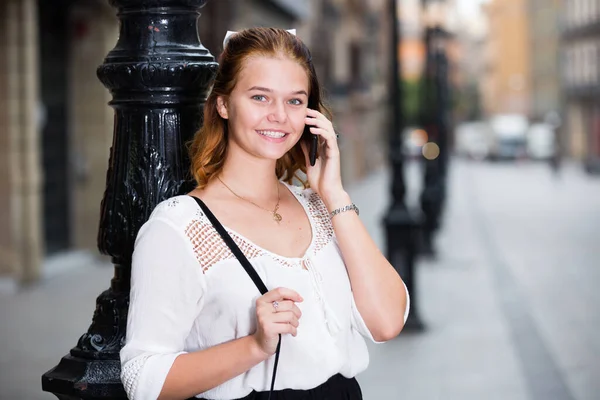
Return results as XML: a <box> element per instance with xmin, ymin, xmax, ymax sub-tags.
<box><xmin>288</xmin><ymin>98</ymin><xmax>303</xmax><ymax>106</ymax></box>
<box><xmin>251</xmin><ymin>95</ymin><xmax>267</xmax><ymax>102</ymax></box>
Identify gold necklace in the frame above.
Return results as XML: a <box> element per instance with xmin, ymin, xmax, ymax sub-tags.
<box><xmin>217</xmin><ymin>176</ymin><xmax>282</xmax><ymax>223</ymax></box>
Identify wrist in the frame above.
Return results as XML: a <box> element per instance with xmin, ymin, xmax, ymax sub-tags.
<box><xmin>322</xmin><ymin>190</ymin><xmax>351</xmax><ymax>213</ymax></box>
<box><xmin>247</xmin><ymin>334</ymin><xmax>271</xmax><ymax>362</ymax></box>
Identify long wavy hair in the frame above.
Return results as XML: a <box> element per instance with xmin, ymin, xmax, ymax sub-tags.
<box><xmin>188</xmin><ymin>27</ymin><xmax>331</xmax><ymax>189</ymax></box>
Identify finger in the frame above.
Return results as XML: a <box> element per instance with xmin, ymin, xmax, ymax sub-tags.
<box><xmin>310</xmin><ymin>127</ymin><xmax>339</xmax><ymax>148</ymax></box>
<box><xmin>306</xmin><ymin>108</ymin><xmax>329</xmax><ymax>122</ymax></box>
<box><xmin>260</xmin><ymin>287</ymin><xmax>303</xmax><ymax>304</ymax></box>
<box><xmin>276</xmin><ymin>323</ymin><xmax>298</xmax><ymax>337</ymax></box>
<box><xmin>304</xmin><ymin>116</ymin><xmax>333</xmax><ymax>132</ymax></box>
<box><xmin>264</xmin><ymin>322</ymin><xmax>297</xmax><ymax>338</ymax></box>
<box><xmin>309</xmin><ymin>126</ymin><xmax>334</xmax><ymax>138</ymax></box>
<box><xmin>271</xmin><ymin>311</ymin><xmax>300</xmax><ymax>327</ymax></box>
<box><xmin>271</xmin><ymin>300</ymin><xmax>302</xmax><ymax>318</ymax></box>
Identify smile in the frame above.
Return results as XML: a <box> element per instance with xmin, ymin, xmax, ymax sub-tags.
<box><xmin>257</xmin><ymin>130</ymin><xmax>287</xmax><ymax>139</ymax></box>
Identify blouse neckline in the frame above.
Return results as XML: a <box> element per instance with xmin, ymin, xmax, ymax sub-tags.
<box><xmin>198</xmin><ymin>181</ymin><xmax>318</xmax><ymax>262</ymax></box>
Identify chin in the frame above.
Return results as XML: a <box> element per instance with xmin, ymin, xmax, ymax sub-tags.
<box><xmin>260</xmin><ymin>150</ymin><xmax>290</xmax><ymax>161</ymax></box>
<box><xmin>255</xmin><ymin>143</ymin><xmax>298</xmax><ymax>161</ymax></box>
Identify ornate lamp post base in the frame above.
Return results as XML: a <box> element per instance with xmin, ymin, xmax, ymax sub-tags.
<box><xmin>384</xmin><ymin>204</ymin><xmax>424</xmax><ymax>332</ymax></box>
<box><xmin>43</xmin><ymin>357</ymin><xmax>124</xmax><ymax>399</ymax></box>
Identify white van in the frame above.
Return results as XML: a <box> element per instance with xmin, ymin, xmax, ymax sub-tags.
<box><xmin>488</xmin><ymin>114</ymin><xmax>529</xmax><ymax>160</ymax></box>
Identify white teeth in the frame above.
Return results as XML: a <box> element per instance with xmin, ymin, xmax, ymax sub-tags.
<box><xmin>258</xmin><ymin>130</ymin><xmax>286</xmax><ymax>138</ymax></box>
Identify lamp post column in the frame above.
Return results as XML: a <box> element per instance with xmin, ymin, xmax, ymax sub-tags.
<box><xmin>383</xmin><ymin>0</ymin><xmax>424</xmax><ymax>332</ymax></box>
<box><xmin>41</xmin><ymin>1</ymin><xmax>218</xmax><ymax>398</ymax></box>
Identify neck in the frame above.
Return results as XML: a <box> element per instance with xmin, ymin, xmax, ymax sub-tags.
<box><xmin>218</xmin><ymin>147</ymin><xmax>280</xmax><ymax>198</ymax></box>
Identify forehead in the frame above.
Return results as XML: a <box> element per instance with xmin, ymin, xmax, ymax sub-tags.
<box><xmin>236</xmin><ymin>55</ymin><xmax>309</xmax><ymax>92</ymax></box>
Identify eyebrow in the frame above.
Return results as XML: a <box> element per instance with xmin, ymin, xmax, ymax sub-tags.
<box><xmin>247</xmin><ymin>86</ymin><xmax>308</xmax><ymax>96</ymax></box>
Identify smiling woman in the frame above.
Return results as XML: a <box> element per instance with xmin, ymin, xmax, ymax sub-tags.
<box><xmin>119</xmin><ymin>27</ymin><xmax>410</xmax><ymax>400</ymax></box>
<box><xmin>215</xmin><ymin>56</ymin><xmax>309</xmax><ymax>161</ymax></box>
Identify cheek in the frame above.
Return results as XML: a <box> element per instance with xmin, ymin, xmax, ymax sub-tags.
<box><xmin>290</xmin><ymin>111</ymin><xmax>307</xmax><ymax>134</ymax></box>
<box><xmin>232</xmin><ymin>107</ymin><xmax>263</xmax><ymax>129</ymax></box>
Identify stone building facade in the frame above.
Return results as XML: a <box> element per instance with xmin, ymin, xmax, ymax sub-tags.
<box><xmin>561</xmin><ymin>0</ymin><xmax>600</xmax><ymax>172</ymax></box>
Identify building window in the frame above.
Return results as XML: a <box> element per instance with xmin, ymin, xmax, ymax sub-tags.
<box><xmin>577</xmin><ymin>44</ymin><xmax>584</xmax><ymax>86</ymax></box>
<box><xmin>592</xmin><ymin>43</ymin><xmax>600</xmax><ymax>85</ymax></box>
<box><xmin>576</xmin><ymin>0</ymin><xmax>583</xmax><ymax>26</ymax></box>
<box><xmin>586</xmin><ymin>42</ymin><xmax>593</xmax><ymax>84</ymax></box>
<box><xmin>567</xmin><ymin>47</ymin><xmax>575</xmax><ymax>87</ymax></box>
<box><xmin>568</xmin><ymin>0</ymin><xmax>576</xmax><ymax>27</ymax></box>
<box><xmin>349</xmin><ymin>41</ymin><xmax>364</xmax><ymax>91</ymax></box>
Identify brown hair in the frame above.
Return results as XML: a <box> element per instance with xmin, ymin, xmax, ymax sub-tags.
<box><xmin>188</xmin><ymin>27</ymin><xmax>331</xmax><ymax>189</ymax></box>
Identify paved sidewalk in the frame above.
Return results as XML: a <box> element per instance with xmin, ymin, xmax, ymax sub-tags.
<box><xmin>348</xmin><ymin>163</ymin><xmax>529</xmax><ymax>400</ymax></box>
<box><xmin>0</xmin><ymin>257</ymin><xmax>113</xmax><ymax>400</ymax></box>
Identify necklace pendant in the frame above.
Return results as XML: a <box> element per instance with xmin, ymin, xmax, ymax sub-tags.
<box><xmin>273</xmin><ymin>212</ymin><xmax>282</xmax><ymax>223</ymax></box>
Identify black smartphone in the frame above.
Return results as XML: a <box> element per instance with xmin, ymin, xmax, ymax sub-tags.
<box><xmin>303</xmin><ymin>106</ymin><xmax>319</xmax><ymax>166</ymax></box>
<box><xmin>305</xmin><ymin>126</ymin><xmax>318</xmax><ymax>166</ymax></box>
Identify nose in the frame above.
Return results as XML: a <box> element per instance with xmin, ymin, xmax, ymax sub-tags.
<box><xmin>267</xmin><ymin>101</ymin><xmax>288</xmax><ymax>123</ymax></box>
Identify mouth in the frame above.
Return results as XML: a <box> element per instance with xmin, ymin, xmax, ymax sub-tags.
<box><xmin>256</xmin><ymin>130</ymin><xmax>288</xmax><ymax>139</ymax></box>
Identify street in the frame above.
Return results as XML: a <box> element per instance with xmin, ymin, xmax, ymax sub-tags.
<box><xmin>357</xmin><ymin>159</ymin><xmax>600</xmax><ymax>400</ymax></box>
<box><xmin>1</xmin><ymin>159</ymin><xmax>599</xmax><ymax>400</ymax></box>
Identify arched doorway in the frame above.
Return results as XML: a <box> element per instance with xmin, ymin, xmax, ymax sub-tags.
<box><xmin>39</xmin><ymin>0</ymin><xmax>74</xmax><ymax>253</ymax></box>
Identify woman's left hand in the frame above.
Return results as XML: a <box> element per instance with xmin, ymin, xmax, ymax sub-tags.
<box><xmin>301</xmin><ymin>108</ymin><xmax>345</xmax><ymax>203</ymax></box>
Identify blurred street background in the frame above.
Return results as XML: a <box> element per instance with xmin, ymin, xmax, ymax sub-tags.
<box><xmin>1</xmin><ymin>0</ymin><xmax>599</xmax><ymax>399</ymax></box>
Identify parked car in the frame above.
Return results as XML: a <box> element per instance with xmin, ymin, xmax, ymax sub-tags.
<box><xmin>454</xmin><ymin>121</ymin><xmax>493</xmax><ymax>161</ymax></box>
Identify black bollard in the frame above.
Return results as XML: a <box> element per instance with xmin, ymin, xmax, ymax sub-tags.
<box><xmin>383</xmin><ymin>0</ymin><xmax>424</xmax><ymax>332</ymax></box>
<box><xmin>41</xmin><ymin>1</ymin><xmax>218</xmax><ymax>398</ymax></box>
<box><xmin>419</xmin><ymin>25</ymin><xmax>450</xmax><ymax>257</ymax></box>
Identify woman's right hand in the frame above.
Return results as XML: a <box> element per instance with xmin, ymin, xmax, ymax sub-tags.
<box><xmin>252</xmin><ymin>287</ymin><xmax>304</xmax><ymax>356</ymax></box>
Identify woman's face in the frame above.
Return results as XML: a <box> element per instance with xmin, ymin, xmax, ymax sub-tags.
<box><xmin>218</xmin><ymin>55</ymin><xmax>309</xmax><ymax>162</ymax></box>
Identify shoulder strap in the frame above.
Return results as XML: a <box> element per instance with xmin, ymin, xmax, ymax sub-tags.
<box><xmin>190</xmin><ymin>196</ymin><xmax>280</xmax><ymax>399</ymax></box>
<box><xmin>191</xmin><ymin>196</ymin><xmax>268</xmax><ymax>294</ymax></box>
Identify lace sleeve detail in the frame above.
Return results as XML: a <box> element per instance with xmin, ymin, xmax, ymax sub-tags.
<box><xmin>304</xmin><ymin>190</ymin><xmax>335</xmax><ymax>253</ymax></box>
<box><xmin>121</xmin><ymin>354</ymin><xmax>151</xmax><ymax>398</ymax></box>
<box><xmin>185</xmin><ymin>211</ymin><xmax>265</xmax><ymax>273</ymax></box>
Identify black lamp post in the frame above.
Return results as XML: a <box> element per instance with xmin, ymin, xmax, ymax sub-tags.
<box><xmin>41</xmin><ymin>1</ymin><xmax>218</xmax><ymax>398</ymax></box>
<box><xmin>383</xmin><ymin>0</ymin><xmax>424</xmax><ymax>332</ymax></box>
<box><xmin>419</xmin><ymin>0</ymin><xmax>450</xmax><ymax>257</ymax></box>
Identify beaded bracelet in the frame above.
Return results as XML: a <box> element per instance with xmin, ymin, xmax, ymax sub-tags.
<box><xmin>330</xmin><ymin>203</ymin><xmax>359</xmax><ymax>218</ymax></box>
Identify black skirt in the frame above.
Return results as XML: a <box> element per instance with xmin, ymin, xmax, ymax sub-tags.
<box><xmin>194</xmin><ymin>374</ymin><xmax>363</xmax><ymax>400</ymax></box>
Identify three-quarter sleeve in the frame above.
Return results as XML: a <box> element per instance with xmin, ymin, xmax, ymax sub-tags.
<box><xmin>350</xmin><ymin>281</ymin><xmax>410</xmax><ymax>343</ymax></box>
<box><xmin>120</xmin><ymin>218</ymin><xmax>206</xmax><ymax>400</ymax></box>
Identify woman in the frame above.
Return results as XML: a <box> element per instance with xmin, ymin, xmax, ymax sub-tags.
<box><xmin>120</xmin><ymin>27</ymin><xmax>410</xmax><ymax>400</ymax></box>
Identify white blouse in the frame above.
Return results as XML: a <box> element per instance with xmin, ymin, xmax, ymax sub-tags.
<box><xmin>120</xmin><ymin>183</ymin><xmax>410</xmax><ymax>400</ymax></box>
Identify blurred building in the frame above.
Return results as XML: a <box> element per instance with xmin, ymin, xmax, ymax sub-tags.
<box><xmin>452</xmin><ymin>21</ymin><xmax>486</xmax><ymax>122</ymax></box>
<box><xmin>0</xmin><ymin>0</ymin><xmax>392</xmax><ymax>289</ymax></box>
<box><xmin>399</xmin><ymin>0</ymin><xmax>425</xmax><ymax>81</ymax></box>
<box><xmin>308</xmin><ymin>0</ymin><xmax>392</xmax><ymax>184</ymax></box>
<box><xmin>0</xmin><ymin>0</ymin><xmax>119</xmax><ymax>290</ymax></box>
<box><xmin>527</xmin><ymin>0</ymin><xmax>562</xmax><ymax>122</ymax></box>
<box><xmin>481</xmin><ymin>0</ymin><xmax>532</xmax><ymax>117</ymax></box>
<box><xmin>561</xmin><ymin>0</ymin><xmax>600</xmax><ymax>173</ymax></box>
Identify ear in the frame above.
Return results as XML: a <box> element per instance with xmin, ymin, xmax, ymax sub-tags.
<box><xmin>216</xmin><ymin>96</ymin><xmax>229</xmax><ymax>120</ymax></box>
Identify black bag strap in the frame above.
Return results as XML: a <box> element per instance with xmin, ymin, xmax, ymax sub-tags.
<box><xmin>190</xmin><ymin>196</ymin><xmax>281</xmax><ymax>400</ymax></box>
